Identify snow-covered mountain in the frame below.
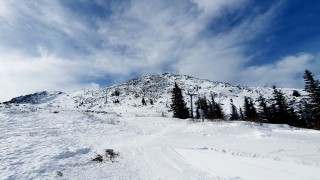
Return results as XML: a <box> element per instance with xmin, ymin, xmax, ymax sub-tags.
<box><xmin>1</xmin><ymin>73</ymin><xmax>319</xmax><ymax>179</ymax></box>
<box><xmin>3</xmin><ymin>73</ymin><xmax>306</xmax><ymax>117</ymax></box>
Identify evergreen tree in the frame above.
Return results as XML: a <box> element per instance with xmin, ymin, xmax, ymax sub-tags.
<box><xmin>300</xmin><ymin>100</ymin><xmax>313</xmax><ymax>128</ymax></box>
<box><xmin>207</xmin><ymin>101</ymin><xmax>214</xmax><ymax>119</ymax></box>
<box><xmin>249</xmin><ymin>99</ymin><xmax>259</xmax><ymax>121</ymax></box>
<box><xmin>229</xmin><ymin>99</ymin><xmax>239</xmax><ymax>120</ymax></box>
<box><xmin>243</xmin><ymin>96</ymin><xmax>251</xmax><ymax>120</ymax></box>
<box><xmin>257</xmin><ymin>95</ymin><xmax>270</xmax><ymax>122</ymax></box>
<box><xmin>195</xmin><ymin>106</ymin><xmax>200</xmax><ymax>119</ymax></box>
<box><xmin>270</xmin><ymin>87</ymin><xmax>297</xmax><ymax>125</ymax></box>
<box><xmin>243</xmin><ymin>96</ymin><xmax>258</xmax><ymax>121</ymax></box>
<box><xmin>214</xmin><ymin>103</ymin><xmax>224</xmax><ymax>119</ymax></box>
<box><xmin>272</xmin><ymin>87</ymin><xmax>287</xmax><ymax>124</ymax></box>
<box><xmin>202</xmin><ymin>96</ymin><xmax>209</xmax><ymax>117</ymax></box>
<box><xmin>170</xmin><ymin>83</ymin><xmax>190</xmax><ymax>119</ymax></box>
<box><xmin>203</xmin><ymin>95</ymin><xmax>225</xmax><ymax>120</ymax></box>
<box><xmin>303</xmin><ymin>69</ymin><xmax>320</xmax><ymax>129</ymax></box>
<box><xmin>196</xmin><ymin>96</ymin><xmax>209</xmax><ymax>118</ymax></box>
<box><xmin>191</xmin><ymin>93</ymin><xmax>227</xmax><ymax>120</ymax></box>
<box><xmin>150</xmin><ymin>99</ymin><xmax>153</xmax><ymax>105</ymax></box>
<box><xmin>288</xmin><ymin>107</ymin><xmax>300</xmax><ymax>127</ymax></box>
<box><xmin>269</xmin><ymin>104</ymin><xmax>277</xmax><ymax>123</ymax></box>
<box><xmin>142</xmin><ymin>97</ymin><xmax>147</xmax><ymax>105</ymax></box>
<box><xmin>112</xmin><ymin>90</ymin><xmax>120</xmax><ymax>96</ymax></box>
<box><xmin>304</xmin><ymin>70</ymin><xmax>320</xmax><ymax>98</ymax></box>
<box><xmin>239</xmin><ymin>107</ymin><xmax>244</xmax><ymax>120</ymax></box>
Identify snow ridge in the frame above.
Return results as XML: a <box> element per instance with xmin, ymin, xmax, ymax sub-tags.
<box><xmin>5</xmin><ymin>91</ymin><xmax>64</xmax><ymax>104</ymax></box>
<box><xmin>3</xmin><ymin>73</ymin><xmax>306</xmax><ymax>117</ymax></box>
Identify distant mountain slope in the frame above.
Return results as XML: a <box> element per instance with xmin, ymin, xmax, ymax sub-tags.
<box><xmin>3</xmin><ymin>73</ymin><xmax>307</xmax><ymax>117</ymax></box>
<box><xmin>5</xmin><ymin>91</ymin><xmax>64</xmax><ymax>104</ymax></box>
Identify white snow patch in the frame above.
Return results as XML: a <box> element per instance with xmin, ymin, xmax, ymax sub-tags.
<box><xmin>55</xmin><ymin>148</ymin><xmax>91</xmax><ymax>159</ymax></box>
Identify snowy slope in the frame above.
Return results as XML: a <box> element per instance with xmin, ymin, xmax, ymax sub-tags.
<box><xmin>66</xmin><ymin>73</ymin><xmax>305</xmax><ymax>116</ymax></box>
<box><xmin>0</xmin><ymin>107</ymin><xmax>319</xmax><ymax>179</ymax></box>
<box><xmin>0</xmin><ymin>74</ymin><xmax>318</xmax><ymax>179</ymax></box>
<box><xmin>4</xmin><ymin>91</ymin><xmax>64</xmax><ymax>104</ymax></box>
<box><xmin>4</xmin><ymin>73</ymin><xmax>306</xmax><ymax>118</ymax></box>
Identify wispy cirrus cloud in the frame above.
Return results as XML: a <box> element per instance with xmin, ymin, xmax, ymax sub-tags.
<box><xmin>0</xmin><ymin>0</ymin><xmax>319</xmax><ymax>101</ymax></box>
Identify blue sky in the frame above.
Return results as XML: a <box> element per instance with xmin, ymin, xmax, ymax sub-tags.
<box><xmin>0</xmin><ymin>0</ymin><xmax>320</xmax><ymax>101</ymax></box>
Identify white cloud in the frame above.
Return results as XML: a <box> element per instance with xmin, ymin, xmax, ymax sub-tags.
<box><xmin>191</xmin><ymin>0</ymin><xmax>248</xmax><ymax>17</ymax></box>
<box><xmin>240</xmin><ymin>53</ymin><xmax>320</xmax><ymax>88</ymax></box>
<box><xmin>0</xmin><ymin>0</ymin><xmax>319</xmax><ymax>101</ymax></box>
<box><xmin>0</xmin><ymin>51</ymin><xmax>99</xmax><ymax>101</ymax></box>
<box><xmin>94</xmin><ymin>0</ymin><xmax>253</xmax><ymax>80</ymax></box>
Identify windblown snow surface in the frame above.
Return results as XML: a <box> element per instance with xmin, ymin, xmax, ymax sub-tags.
<box><xmin>1</xmin><ymin>106</ymin><xmax>320</xmax><ymax>180</ymax></box>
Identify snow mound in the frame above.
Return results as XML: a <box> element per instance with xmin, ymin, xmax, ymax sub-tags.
<box><xmin>55</xmin><ymin>148</ymin><xmax>91</xmax><ymax>159</ymax></box>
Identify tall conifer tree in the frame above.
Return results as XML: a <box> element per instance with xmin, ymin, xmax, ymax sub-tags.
<box><xmin>271</xmin><ymin>87</ymin><xmax>298</xmax><ymax>125</ymax></box>
<box><xmin>243</xmin><ymin>96</ymin><xmax>257</xmax><ymax>121</ymax></box>
<box><xmin>257</xmin><ymin>95</ymin><xmax>270</xmax><ymax>122</ymax></box>
<box><xmin>229</xmin><ymin>99</ymin><xmax>239</xmax><ymax>120</ymax></box>
<box><xmin>170</xmin><ymin>83</ymin><xmax>190</xmax><ymax>119</ymax></box>
<box><xmin>303</xmin><ymin>69</ymin><xmax>320</xmax><ymax>129</ymax></box>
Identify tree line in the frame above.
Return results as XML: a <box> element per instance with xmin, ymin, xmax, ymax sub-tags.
<box><xmin>170</xmin><ymin>69</ymin><xmax>320</xmax><ymax>130</ymax></box>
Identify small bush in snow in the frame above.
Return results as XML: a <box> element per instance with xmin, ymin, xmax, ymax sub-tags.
<box><xmin>105</xmin><ymin>149</ymin><xmax>119</xmax><ymax>162</ymax></box>
<box><xmin>56</xmin><ymin>171</ymin><xmax>63</xmax><ymax>177</ymax></box>
<box><xmin>92</xmin><ymin>154</ymin><xmax>103</xmax><ymax>162</ymax></box>
<box><xmin>91</xmin><ymin>149</ymin><xmax>119</xmax><ymax>163</ymax></box>
<box><xmin>292</xmin><ymin>90</ymin><xmax>301</xmax><ymax>97</ymax></box>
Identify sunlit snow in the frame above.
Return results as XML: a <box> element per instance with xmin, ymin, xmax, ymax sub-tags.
<box><xmin>1</xmin><ymin>74</ymin><xmax>319</xmax><ymax>179</ymax></box>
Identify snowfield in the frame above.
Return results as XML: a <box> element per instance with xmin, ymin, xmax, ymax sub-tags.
<box><xmin>0</xmin><ymin>73</ymin><xmax>318</xmax><ymax>179</ymax></box>
<box><xmin>1</xmin><ymin>107</ymin><xmax>320</xmax><ymax>180</ymax></box>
